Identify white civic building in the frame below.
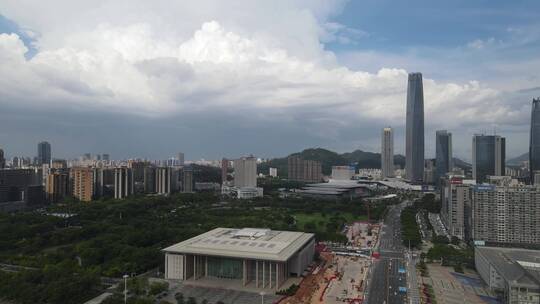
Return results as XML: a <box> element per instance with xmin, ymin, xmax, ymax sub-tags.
<box><xmin>163</xmin><ymin>228</ymin><xmax>315</xmax><ymax>290</ymax></box>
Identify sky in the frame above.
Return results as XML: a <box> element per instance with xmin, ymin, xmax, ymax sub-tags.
<box><xmin>0</xmin><ymin>0</ymin><xmax>539</xmax><ymax>161</ymax></box>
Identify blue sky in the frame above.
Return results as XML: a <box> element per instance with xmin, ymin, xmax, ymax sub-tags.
<box><xmin>0</xmin><ymin>0</ymin><xmax>539</xmax><ymax>161</ymax></box>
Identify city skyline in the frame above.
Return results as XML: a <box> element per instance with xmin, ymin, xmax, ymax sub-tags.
<box><xmin>1</xmin><ymin>1</ymin><xmax>539</xmax><ymax>160</ymax></box>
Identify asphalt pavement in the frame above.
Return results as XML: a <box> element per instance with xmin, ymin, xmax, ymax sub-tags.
<box><xmin>365</xmin><ymin>203</ymin><xmax>408</xmax><ymax>304</ymax></box>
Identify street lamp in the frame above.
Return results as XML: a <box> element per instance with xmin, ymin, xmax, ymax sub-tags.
<box><xmin>259</xmin><ymin>291</ymin><xmax>265</xmax><ymax>304</ymax></box>
<box><xmin>123</xmin><ymin>274</ymin><xmax>129</xmax><ymax>304</ymax></box>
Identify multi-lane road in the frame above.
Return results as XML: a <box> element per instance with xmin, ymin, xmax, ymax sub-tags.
<box><xmin>365</xmin><ymin>202</ymin><xmax>418</xmax><ymax>304</ymax></box>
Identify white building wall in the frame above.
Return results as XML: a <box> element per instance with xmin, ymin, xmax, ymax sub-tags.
<box><xmin>166</xmin><ymin>253</ymin><xmax>185</xmax><ymax>280</ymax></box>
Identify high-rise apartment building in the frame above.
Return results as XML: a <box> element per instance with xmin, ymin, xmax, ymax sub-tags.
<box><xmin>472</xmin><ymin>183</ymin><xmax>540</xmax><ymax>246</ymax></box>
<box><xmin>114</xmin><ymin>167</ymin><xmax>134</xmax><ymax>199</ymax></box>
<box><xmin>381</xmin><ymin>127</ymin><xmax>394</xmax><ymax>178</ymax></box>
<box><xmin>472</xmin><ymin>135</ymin><xmax>505</xmax><ymax>184</ymax></box>
<box><xmin>155</xmin><ymin>167</ymin><xmax>178</xmax><ymax>195</ymax></box>
<box><xmin>71</xmin><ymin>167</ymin><xmax>94</xmax><ymax>202</ymax></box>
<box><xmin>182</xmin><ymin>167</ymin><xmax>194</xmax><ymax>193</ymax></box>
<box><xmin>45</xmin><ymin>172</ymin><xmax>69</xmax><ymax>203</ymax></box>
<box><xmin>144</xmin><ymin>167</ymin><xmax>156</xmax><ymax>193</ymax></box>
<box><xmin>440</xmin><ymin>176</ymin><xmax>474</xmax><ymax>241</ymax></box>
<box><xmin>530</xmin><ymin>97</ymin><xmax>540</xmax><ymax>184</ymax></box>
<box><xmin>37</xmin><ymin>141</ymin><xmax>51</xmax><ymax>165</ymax></box>
<box><xmin>269</xmin><ymin>168</ymin><xmax>278</xmax><ymax>177</ymax></box>
<box><xmin>405</xmin><ymin>73</ymin><xmax>425</xmax><ymax>184</ymax></box>
<box><xmin>234</xmin><ymin>156</ymin><xmax>257</xmax><ymax>188</ymax></box>
<box><xmin>221</xmin><ymin>158</ymin><xmax>228</xmax><ymax>185</ymax></box>
<box><xmin>331</xmin><ymin>166</ymin><xmax>355</xmax><ymax>181</ymax></box>
<box><xmin>128</xmin><ymin>160</ymin><xmax>147</xmax><ymax>183</ymax></box>
<box><xmin>287</xmin><ymin>156</ymin><xmax>322</xmax><ymax>183</ymax></box>
<box><xmin>435</xmin><ymin>130</ymin><xmax>453</xmax><ymax>182</ymax></box>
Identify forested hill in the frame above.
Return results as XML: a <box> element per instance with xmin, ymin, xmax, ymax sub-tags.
<box><xmin>258</xmin><ymin>148</ymin><xmax>406</xmax><ymax>176</ymax></box>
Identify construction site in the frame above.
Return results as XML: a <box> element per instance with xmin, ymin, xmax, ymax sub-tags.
<box><xmin>279</xmin><ymin>221</ymin><xmax>380</xmax><ymax>304</ymax></box>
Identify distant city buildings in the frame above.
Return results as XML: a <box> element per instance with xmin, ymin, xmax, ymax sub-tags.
<box><xmin>0</xmin><ymin>148</ymin><xmax>5</xmax><ymax>169</ymax></box>
<box><xmin>381</xmin><ymin>127</ymin><xmax>394</xmax><ymax>178</ymax></box>
<box><xmin>405</xmin><ymin>73</ymin><xmax>425</xmax><ymax>184</ymax></box>
<box><xmin>331</xmin><ymin>166</ymin><xmax>354</xmax><ymax>181</ymax></box>
<box><xmin>155</xmin><ymin>167</ymin><xmax>178</xmax><ymax>195</ymax></box>
<box><xmin>530</xmin><ymin>97</ymin><xmax>540</xmax><ymax>184</ymax></box>
<box><xmin>269</xmin><ymin>167</ymin><xmax>278</xmax><ymax>177</ymax></box>
<box><xmin>435</xmin><ymin>130</ymin><xmax>453</xmax><ymax>182</ymax></box>
<box><xmin>177</xmin><ymin>152</ymin><xmax>185</xmax><ymax>166</ymax></box>
<box><xmin>37</xmin><ymin>141</ymin><xmax>51</xmax><ymax>166</ymax></box>
<box><xmin>472</xmin><ymin>135</ymin><xmax>506</xmax><ymax>183</ymax></box>
<box><xmin>287</xmin><ymin>156</ymin><xmax>322</xmax><ymax>183</ymax></box>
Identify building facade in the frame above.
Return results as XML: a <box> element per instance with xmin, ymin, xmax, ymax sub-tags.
<box><xmin>221</xmin><ymin>158</ymin><xmax>229</xmax><ymax>185</ymax></box>
<box><xmin>0</xmin><ymin>148</ymin><xmax>5</xmax><ymax>169</ymax></box>
<box><xmin>381</xmin><ymin>127</ymin><xmax>394</xmax><ymax>178</ymax></box>
<box><xmin>435</xmin><ymin>130</ymin><xmax>453</xmax><ymax>183</ymax></box>
<box><xmin>473</xmin><ymin>135</ymin><xmax>506</xmax><ymax>184</ymax></box>
<box><xmin>405</xmin><ymin>73</ymin><xmax>425</xmax><ymax>184</ymax></box>
<box><xmin>472</xmin><ymin>184</ymin><xmax>540</xmax><ymax>246</ymax></box>
<box><xmin>287</xmin><ymin>156</ymin><xmax>322</xmax><ymax>183</ymax></box>
<box><xmin>155</xmin><ymin>167</ymin><xmax>178</xmax><ymax>195</ymax></box>
<box><xmin>163</xmin><ymin>228</ymin><xmax>315</xmax><ymax>290</ymax></box>
<box><xmin>530</xmin><ymin>97</ymin><xmax>540</xmax><ymax>184</ymax></box>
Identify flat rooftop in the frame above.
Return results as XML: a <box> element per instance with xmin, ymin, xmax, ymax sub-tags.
<box><xmin>477</xmin><ymin>246</ymin><xmax>540</xmax><ymax>288</ymax></box>
<box><xmin>163</xmin><ymin>228</ymin><xmax>314</xmax><ymax>262</ymax></box>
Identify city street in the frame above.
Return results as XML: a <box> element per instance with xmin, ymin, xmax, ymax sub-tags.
<box><xmin>366</xmin><ymin>202</ymin><xmax>414</xmax><ymax>304</ymax></box>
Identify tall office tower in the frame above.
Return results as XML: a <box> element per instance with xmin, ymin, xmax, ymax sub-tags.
<box><xmin>143</xmin><ymin>167</ymin><xmax>156</xmax><ymax>193</ymax></box>
<box><xmin>182</xmin><ymin>167</ymin><xmax>194</xmax><ymax>193</ymax></box>
<box><xmin>405</xmin><ymin>72</ymin><xmax>425</xmax><ymax>184</ymax></box>
<box><xmin>71</xmin><ymin>167</ymin><xmax>94</xmax><ymax>202</ymax></box>
<box><xmin>37</xmin><ymin>141</ymin><xmax>51</xmax><ymax>165</ymax></box>
<box><xmin>234</xmin><ymin>156</ymin><xmax>257</xmax><ymax>188</ymax></box>
<box><xmin>435</xmin><ymin>130</ymin><xmax>453</xmax><ymax>182</ymax></box>
<box><xmin>0</xmin><ymin>148</ymin><xmax>5</xmax><ymax>169</ymax></box>
<box><xmin>45</xmin><ymin>172</ymin><xmax>68</xmax><ymax>203</ymax></box>
<box><xmin>287</xmin><ymin>156</ymin><xmax>322</xmax><ymax>183</ymax></box>
<box><xmin>472</xmin><ymin>184</ymin><xmax>540</xmax><ymax>246</ymax></box>
<box><xmin>472</xmin><ymin>135</ymin><xmax>505</xmax><ymax>183</ymax></box>
<box><xmin>114</xmin><ymin>167</ymin><xmax>134</xmax><ymax>199</ymax></box>
<box><xmin>177</xmin><ymin>152</ymin><xmax>185</xmax><ymax>166</ymax></box>
<box><xmin>155</xmin><ymin>167</ymin><xmax>178</xmax><ymax>195</ymax></box>
<box><xmin>381</xmin><ymin>127</ymin><xmax>394</xmax><ymax>178</ymax></box>
<box><xmin>530</xmin><ymin>97</ymin><xmax>540</xmax><ymax>184</ymax></box>
<box><xmin>221</xmin><ymin>158</ymin><xmax>228</xmax><ymax>185</ymax></box>
<box><xmin>440</xmin><ymin>176</ymin><xmax>474</xmax><ymax>241</ymax></box>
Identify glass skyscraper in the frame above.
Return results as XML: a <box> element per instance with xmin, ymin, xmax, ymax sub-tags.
<box><xmin>406</xmin><ymin>72</ymin><xmax>425</xmax><ymax>183</ymax></box>
<box><xmin>435</xmin><ymin>130</ymin><xmax>452</xmax><ymax>182</ymax></box>
<box><xmin>472</xmin><ymin>135</ymin><xmax>505</xmax><ymax>184</ymax></box>
<box><xmin>37</xmin><ymin>141</ymin><xmax>51</xmax><ymax>166</ymax></box>
<box><xmin>530</xmin><ymin>97</ymin><xmax>540</xmax><ymax>184</ymax></box>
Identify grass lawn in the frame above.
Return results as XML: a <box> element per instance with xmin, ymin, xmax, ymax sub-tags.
<box><xmin>293</xmin><ymin>212</ymin><xmax>367</xmax><ymax>230</ymax></box>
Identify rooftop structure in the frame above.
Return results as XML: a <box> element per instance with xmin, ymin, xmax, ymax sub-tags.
<box><xmin>475</xmin><ymin>246</ymin><xmax>540</xmax><ymax>303</ymax></box>
<box><xmin>296</xmin><ymin>180</ymin><xmax>370</xmax><ymax>200</ymax></box>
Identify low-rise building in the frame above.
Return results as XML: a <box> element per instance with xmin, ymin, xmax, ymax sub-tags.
<box><xmin>163</xmin><ymin>228</ymin><xmax>315</xmax><ymax>291</ymax></box>
<box><xmin>475</xmin><ymin>246</ymin><xmax>540</xmax><ymax>304</ymax></box>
